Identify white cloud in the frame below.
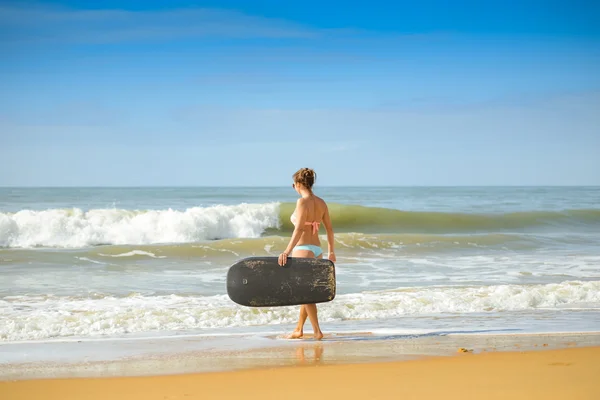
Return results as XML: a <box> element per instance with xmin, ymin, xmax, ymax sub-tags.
<box><xmin>4</xmin><ymin>91</ymin><xmax>598</xmax><ymax>151</ymax></box>
<box><xmin>0</xmin><ymin>4</ymin><xmax>318</xmax><ymax>45</ymax></box>
<box><xmin>3</xmin><ymin>101</ymin><xmax>128</xmax><ymax>127</ymax></box>
<box><xmin>0</xmin><ymin>3</ymin><xmax>450</xmax><ymax>47</ymax></box>
<box><xmin>165</xmin><ymin>91</ymin><xmax>600</xmax><ymax>143</ymax></box>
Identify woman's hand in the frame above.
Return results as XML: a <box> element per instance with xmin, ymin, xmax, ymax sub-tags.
<box><xmin>278</xmin><ymin>252</ymin><xmax>289</xmax><ymax>266</ymax></box>
<box><xmin>328</xmin><ymin>252</ymin><xmax>336</xmax><ymax>263</ymax></box>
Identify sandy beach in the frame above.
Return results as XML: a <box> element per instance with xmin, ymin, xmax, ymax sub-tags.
<box><xmin>3</xmin><ymin>345</ymin><xmax>598</xmax><ymax>400</ymax></box>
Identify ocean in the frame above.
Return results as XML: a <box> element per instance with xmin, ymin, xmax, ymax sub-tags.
<box><xmin>1</xmin><ymin>186</ymin><xmax>600</xmax><ymax>346</ymax></box>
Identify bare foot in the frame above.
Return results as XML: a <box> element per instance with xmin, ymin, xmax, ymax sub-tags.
<box><xmin>314</xmin><ymin>331</ymin><xmax>324</xmax><ymax>341</ymax></box>
<box><xmin>286</xmin><ymin>330</ymin><xmax>304</xmax><ymax>339</ymax></box>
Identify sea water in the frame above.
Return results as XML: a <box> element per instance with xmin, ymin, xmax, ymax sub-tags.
<box><xmin>1</xmin><ymin>186</ymin><xmax>599</xmax><ymax>344</ymax></box>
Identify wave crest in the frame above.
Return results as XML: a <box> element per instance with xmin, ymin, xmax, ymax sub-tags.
<box><xmin>277</xmin><ymin>203</ymin><xmax>600</xmax><ymax>233</ymax></box>
<box><xmin>0</xmin><ymin>203</ymin><xmax>280</xmax><ymax>248</ymax></box>
<box><xmin>2</xmin><ymin>202</ymin><xmax>600</xmax><ymax>248</ymax></box>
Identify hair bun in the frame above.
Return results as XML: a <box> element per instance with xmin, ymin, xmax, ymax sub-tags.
<box><xmin>293</xmin><ymin>168</ymin><xmax>317</xmax><ymax>189</ymax></box>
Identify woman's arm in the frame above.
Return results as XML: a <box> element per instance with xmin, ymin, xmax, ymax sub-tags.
<box><xmin>278</xmin><ymin>198</ymin><xmax>307</xmax><ymax>265</ymax></box>
<box><xmin>322</xmin><ymin>202</ymin><xmax>336</xmax><ymax>262</ymax></box>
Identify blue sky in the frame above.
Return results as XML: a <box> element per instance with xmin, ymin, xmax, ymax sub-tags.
<box><xmin>1</xmin><ymin>0</ymin><xmax>599</xmax><ymax>186</ymax></box>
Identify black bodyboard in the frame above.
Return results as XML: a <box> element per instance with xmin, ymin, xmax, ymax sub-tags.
<box><xmin>226</xmin><ymin>256</ymin><xmax>336</xmax><ymax>307</ymax></box>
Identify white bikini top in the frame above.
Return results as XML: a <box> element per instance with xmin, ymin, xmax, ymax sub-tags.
<box><xmin>291</xmin><ymin>210</ymin><xmax>320</xmax><ymax>234</ymax></box>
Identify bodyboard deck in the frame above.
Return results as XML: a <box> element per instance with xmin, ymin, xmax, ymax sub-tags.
<box><xmin>226</xmin><ymin>256</ymin><xmax>336</xmax><ymax>307</ymax></box>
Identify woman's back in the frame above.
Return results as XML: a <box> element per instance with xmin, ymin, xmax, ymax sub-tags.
<box><xmin>292</xmin><ymin>195</ymin><xmax>326</xmax><ymax>244</ymax></box>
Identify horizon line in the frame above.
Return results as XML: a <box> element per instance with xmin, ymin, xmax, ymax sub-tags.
<box><xmin>1</xmin><ymin>185</ymin><xmax>599</xmax><ymax>189</ymax></box>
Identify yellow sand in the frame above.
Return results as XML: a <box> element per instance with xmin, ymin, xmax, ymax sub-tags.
<box><xmin>2</xmin><ymin>347</ymin><xmax>599</xmax><ymax>400</ymax></box>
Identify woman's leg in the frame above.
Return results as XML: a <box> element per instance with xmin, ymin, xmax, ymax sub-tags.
<box><xmin>287</xmin><ymin>305</ymin><xmax>307</xmax><ymax>339</ymax></box>
<box><xmin>286</xmin><ymin>248</ymin><xmax>324</xmax><ymax>340</ymax></box>
<box><xmin>304</xmin><ymin>303</ymin><xmax>323</xmax><ymax>340</ymax></box>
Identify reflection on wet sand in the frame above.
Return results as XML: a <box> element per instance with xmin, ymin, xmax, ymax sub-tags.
<box><xmin>295</xmin><ymin>345</ymin><xmax>324</xmax><ymax>365</ymax></box>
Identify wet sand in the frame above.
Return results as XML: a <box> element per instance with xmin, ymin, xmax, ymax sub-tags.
<box><xmin>2</xmin><ymin>331</ymin><xmax>600</xmax><ymax>381</ymax></box>
<box><xmin>2</xmin><ymin>343</ymin><xmax>599</xmax><ymax>400</ymax></box>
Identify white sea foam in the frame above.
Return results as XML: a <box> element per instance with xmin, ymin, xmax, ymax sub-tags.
<box><xmin>99</xmin><ymin>250</ymin><xmax>166</xmax><ymax>258</ymax></box>
<box><xmin>1</xmin><ymin>280</ymin><xmax>598</xmax><ymax>342</ymax></box>
<box><xmin>75</xmin><ymin>257</ymin><xmax>106</xmax><ymax>265</ymax></box>
<box><xmin>0</xmin><ymin>203</ymin><xmax>281</xmax><ymax>248</ymax></box>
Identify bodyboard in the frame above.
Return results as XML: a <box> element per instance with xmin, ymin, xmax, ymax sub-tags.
<box><xmin>226</xmin><ymin>257</ymin><xmax>336</xmax><ymax>307</ymax></box>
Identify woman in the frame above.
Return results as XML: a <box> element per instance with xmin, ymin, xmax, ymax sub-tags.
<box><xmin>278</xmin><ymin>168</ymin><xmax>336</xmax><ymax>340</ymax></box>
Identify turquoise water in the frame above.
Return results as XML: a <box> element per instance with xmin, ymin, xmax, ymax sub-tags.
<box><xmin>1</xmin><ymin>186</ymin><xmax>599</xmax><ymax>342</ymax></box>
<box><xmin>2</xmin><ymin>186</ymin><xmax>599</xmax><ymax>213</ymax></box>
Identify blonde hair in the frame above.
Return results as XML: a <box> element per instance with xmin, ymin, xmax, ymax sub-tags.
<box><xmin>293</xmin><ymin>168</ymin><xmax>317</xmax><ymax>189</ymax></box>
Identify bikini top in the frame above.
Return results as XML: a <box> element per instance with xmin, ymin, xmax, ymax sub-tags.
<box><xmin>291</xmin><ymin>211</ymin><xmax>320</xmax><ymax>234</ymax></box>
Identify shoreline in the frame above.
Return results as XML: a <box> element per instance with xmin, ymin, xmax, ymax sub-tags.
<box><xmin>2</xmin><ymin>346</ymin><xmax>598</xmax><ymax>400</ymax></box>
<box><xmin>2</xmin><ymin>331</ymin><xmax>600</xmax><ymax>381</ymax></box>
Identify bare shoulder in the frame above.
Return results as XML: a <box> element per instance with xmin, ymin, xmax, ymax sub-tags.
<box><xmin>315</xmin><ymin>196</ymin><xmax>328</xmax><ymax>210</ymax></box>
